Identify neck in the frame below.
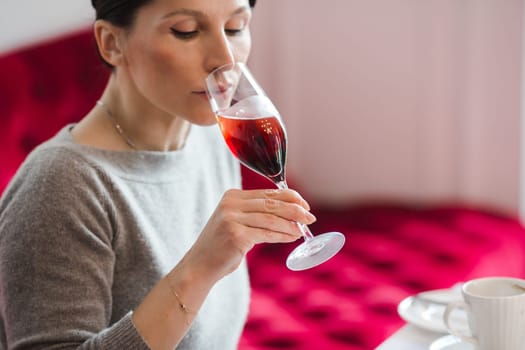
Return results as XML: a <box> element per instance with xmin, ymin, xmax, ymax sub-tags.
<box><xmin>100</xmin><ymin>75</ymin><xmax>192</xmax><ymax>152</ymax></box>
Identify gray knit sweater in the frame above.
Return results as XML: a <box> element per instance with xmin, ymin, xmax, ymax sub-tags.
<box><xmin>0</xmin><ymin>125</ymin><xmax>250</xmax><ymax>349</ymax></box>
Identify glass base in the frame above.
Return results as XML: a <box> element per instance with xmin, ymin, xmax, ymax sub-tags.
<box><xmin>286</xmin><ymin>231</ymin><xmax>346</xmax><ymax>271</ymax></box>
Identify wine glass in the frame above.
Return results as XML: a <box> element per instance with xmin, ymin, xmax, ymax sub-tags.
<box><xmin>205</xmin><ymin>62</ymin><xmax>345</xmax><ymax>271</ymax></box>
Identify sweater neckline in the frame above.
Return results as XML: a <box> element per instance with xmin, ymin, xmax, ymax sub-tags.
<box><xmin>48</xmin><ymin>124</ymin><xmax>209</xmax><ymax>183</ymax></box>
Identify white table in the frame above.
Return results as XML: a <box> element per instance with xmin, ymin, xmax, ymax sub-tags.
<box><xmin>375</xmin><ymin>325</ymin><xmax>444</xmax><ymax>350</ymax></box>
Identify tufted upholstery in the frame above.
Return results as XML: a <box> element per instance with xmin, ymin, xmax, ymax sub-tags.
<box><xmin>0</xmin><ymin>31</ymin><xmax>108</xmax><ymax>191</ymax></box>
<box><xmin>240</xmin><ymin>176</ymin><xmax>525</xmax><ymax>349</ymax></box>
<box><xmin>2</xmin><ymin>30</ymin><xmax>525</xmax><ymax>350</ymax></box>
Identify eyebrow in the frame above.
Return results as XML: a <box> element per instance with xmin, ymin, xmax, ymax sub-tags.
<box><xmin>162</xmin><ymin>6</ymin><xmax>250</xmax><ymax>20</ymax></box>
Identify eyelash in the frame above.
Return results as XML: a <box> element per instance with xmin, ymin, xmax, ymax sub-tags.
<box><xmin>170</xmin><ymin>28</ymin><xmax>245</xmax><ymax>40</ymax></box>
<box><xmin>225</xmin><ymin>28</ymin><xmax>244</xmax><ymax>36</ymax></box>
<box><xmin>171</xmin><ymin>29</ymin><xmax>198</xmax><ymax>39</ymax></box>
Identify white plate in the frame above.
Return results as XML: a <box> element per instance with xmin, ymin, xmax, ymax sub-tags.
<box><xmin>429</xmin><ymin>335</ymin><xmax>475</xmax><ymax>350</ymax></box>
<box><xmin>398</xmin><ymin>292</ymin><xmax>468</xmax><ymax>333</ymax></box>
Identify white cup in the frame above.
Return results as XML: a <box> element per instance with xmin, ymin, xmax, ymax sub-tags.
<box><xmin>443</xmin><ymin>277</ymin><xmax>525</xmax><ymax>350</ymax></box>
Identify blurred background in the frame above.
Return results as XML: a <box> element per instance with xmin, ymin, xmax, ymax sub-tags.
<box><xmin>2</xmin><ymin>1</ymin><xmax>525</xmax><ymax>349</ymax></box>
<box><xmin>1</xmin><ymin>0</ymin><xmax>523</xmax><ymax>216</ymax></box>
<box><xmin>249</xmin><ymin>0</ymin><xmax>523</xmax><ymax>217</ymax></box>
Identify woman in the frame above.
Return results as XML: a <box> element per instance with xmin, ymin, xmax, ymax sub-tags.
<box><xmin>0</xmin><ymin>0</ymin><xmax>316</xmax><ymax>349</ymax></box>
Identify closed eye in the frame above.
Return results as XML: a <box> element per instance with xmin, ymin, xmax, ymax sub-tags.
<box><xmin>171</xmin><ymin>28</ymin><xmax>198</xmax><ymax>39</ymax></box>
<box><xmin>225</xmin><ymin>28</ymin><xmax>245</xmax><ymax>36</ymax></box>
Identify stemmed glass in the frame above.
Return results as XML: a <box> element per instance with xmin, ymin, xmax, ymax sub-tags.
<box><xmin>205</xmin><ymin>62</ymin><xmax>345</xmax><ymax>271</ymax></box>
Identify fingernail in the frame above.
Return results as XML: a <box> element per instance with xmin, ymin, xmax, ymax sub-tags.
<box><xmin>303</xmin><ymin>200</ymin><xmax>311</xmax><ymax>211</ymax></box>
<box><xmin>306</xmin><ymin>211</ymin><xmax>316</xmax><ymax>223</ymax></box>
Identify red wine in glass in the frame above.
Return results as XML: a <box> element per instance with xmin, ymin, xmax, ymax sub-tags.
<box><xmin>206</xmin><ymin>62</ymin><xmax>345</xmax><ymax>271</ymax></box>
<box><xmin>217</xmin><ymin>114</ymin><xmax>287</xmax><ymax>184</ymax></box>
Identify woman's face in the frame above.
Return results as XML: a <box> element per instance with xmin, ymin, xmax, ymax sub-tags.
<box><xmin>119</xmin><ymin>0</ymin><xmax>252</xmax><ymax>125</ymax></box>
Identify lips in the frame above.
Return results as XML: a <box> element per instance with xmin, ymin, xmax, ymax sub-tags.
<box><xmin>192</xmin><ymin>90</ymin><xmax>209</xmax><ymax>101</ymax></box>
<box><xmin>214</xmin><ymin>84</ymin><xmax>232</xmax><ymax>93</ymax></box>
<box><xmin>194</xmin><ymin>85</ymin><xmax>231</xmax><ymax>98</ymax></box>
<box><xmin>204</xmin><ymin>80</ymin><xmax>234</xmax><ymax>95</ymax></box>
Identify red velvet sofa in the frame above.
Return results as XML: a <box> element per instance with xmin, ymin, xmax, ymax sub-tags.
<box><xmin>2</xmin><ymin>30</ymin><xmax>525</xmax><ymax>350</ymax></box>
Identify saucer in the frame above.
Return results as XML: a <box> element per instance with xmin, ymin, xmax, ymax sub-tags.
<box><xmin>429</xmin><ymin>335</ymin><xmax>475</xmax><ymax>350</ymax></box>
<box><xmin>398</xmin><ymin>291</ymin><xmax>468</xmax><ymax>333</ymax></box>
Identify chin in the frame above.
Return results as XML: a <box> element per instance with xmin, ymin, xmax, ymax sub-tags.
<box><xmin>187</xmin><ymin>110</ymin><xmax>218</xmax><ymax>126</ymax></box>
<box><xmin>197</xmin><ymin>118</ymin><xmax>218</xmax><ymax>126</ymax></box>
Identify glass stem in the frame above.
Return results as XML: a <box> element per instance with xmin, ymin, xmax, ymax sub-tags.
<box><xmin>275</xmin><ymin>180</ymin><xmax>314</xmax><ymax>241</ymax></box>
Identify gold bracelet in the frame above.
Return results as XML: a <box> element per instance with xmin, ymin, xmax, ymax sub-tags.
<box><xmin>168</xmin><ymin>285</ymin><xmax>194</xmax><ymax>325</ymax></box>
<box><xmin>172</xmin><ymin>289</ymin><xmax>189</xmax><ymax>313</ymax></box>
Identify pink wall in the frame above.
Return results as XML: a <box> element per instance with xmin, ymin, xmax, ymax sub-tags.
<box><xmin>249</xmin><ymin>0</ymin><xmax>523</xmax><ymax>215</ymax></box>
<box><xmin>0</xmin><ymin>1</ymin><xmax>93</xmax><ymax>54</ymax></box>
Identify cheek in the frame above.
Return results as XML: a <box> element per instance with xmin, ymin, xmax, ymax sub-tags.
<box><xmin>126</xmin><ymin>42</ymin><xmax>191</xmax><ymax>99</ymax></box>
<box><xmin>133</xmin><ymin>46</ymin><xmax>178</xmax><ymax>78</ymax></box>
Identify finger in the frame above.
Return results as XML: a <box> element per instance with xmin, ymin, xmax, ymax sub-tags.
<box><xmin>238</xmin><ymin>212</ymin><xmax>305</xmax><ymax>238</ymax></box>
<box><xmin>265</xmin><ymin>189</ymin><xmax>311</xmax><ymax>210</ymax></box>
<box><xmin>247</xmin><ymin>226</ymin><xmax>303</xmax><ymax>244</ymax></box>
<box><xmin>229</xmin><ymin>188</ymin><xmax>311</xmax><ymax>210</ymax></box>
<box><xmin>241</xmin><ymin>198</ymin><xmax>316</xmax><ymax>225</ymax></box>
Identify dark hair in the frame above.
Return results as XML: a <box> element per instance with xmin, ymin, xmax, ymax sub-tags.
<box><xmin>91</xmin><ymin>0</ymin><xmax>256</xmax><ymax>68</ymax></box>
<box><xmin>91</xmin><ymin>0</ymin><xmax>152</xmax><ymax>27</ymax></box>
<box><xmin>91</xmin><ymin>0</ymin><xmax>256</xmax><ymax>27</ymax></box>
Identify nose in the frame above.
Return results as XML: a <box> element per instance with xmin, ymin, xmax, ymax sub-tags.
<box><xmin>205</xmin><ymin>32</ymin><xmax>235</xmax><ymax>73</ymax></box>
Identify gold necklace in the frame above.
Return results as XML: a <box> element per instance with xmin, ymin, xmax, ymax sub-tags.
<box><xmin>96</xmin><ymin>100</ymin><xmax>138</xmax><ymax>150</ymax></box>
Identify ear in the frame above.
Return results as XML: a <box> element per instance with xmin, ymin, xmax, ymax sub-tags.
<box><xmin>93</xmin><ymin>20</ymin><xmax>125</xmax><ymax>67</ymax></box>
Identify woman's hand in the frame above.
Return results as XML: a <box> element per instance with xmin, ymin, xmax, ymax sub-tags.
<box><xmin>185</xmin><ymin>188</ymin><xmax>316</xmax><ymax>281</ymax></box>
<box><xmin>134</xmin><ymin>188</ymin><xmax>315</xmax><ymax>349</ymax></box>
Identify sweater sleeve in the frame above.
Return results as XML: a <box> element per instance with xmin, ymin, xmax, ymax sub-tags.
<box><xmin>0</xmin><ymin>148</ymin><xmax>150</xmax><ymax>350</ymax></box>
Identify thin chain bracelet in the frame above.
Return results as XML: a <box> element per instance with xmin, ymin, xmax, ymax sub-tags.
<box><xmin>168</xmin><ymin>285</ymin><xmax>195</xmax><ymax>326</ymax></box>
